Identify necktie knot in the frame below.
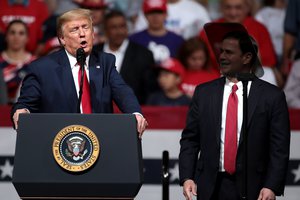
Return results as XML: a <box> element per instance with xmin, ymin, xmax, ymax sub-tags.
<box><xmin>232</xmin><ymin>84</ymin><xmax>238</xmax><ymax>93</ymax></box>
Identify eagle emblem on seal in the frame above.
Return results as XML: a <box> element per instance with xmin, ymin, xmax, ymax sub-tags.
<box><xmin>65</xmin><ymin>136</ymin><xmax>88</xmax><ymax>161</ymax></box>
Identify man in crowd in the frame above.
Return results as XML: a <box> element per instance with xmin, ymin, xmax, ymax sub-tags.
<box><xmin>94</xmin><ymin>10</ymin><xmax>156</xmax><ymax>104</ymax></box>
<box><xmin>129</xmin><ymin>0</ymin><xmax>184</xmax><ymax>63</ymax></box>
<box><xmin>133</xmin><ymin>0</ymin><xmax>211</xmax><ymax>39</ymax></box>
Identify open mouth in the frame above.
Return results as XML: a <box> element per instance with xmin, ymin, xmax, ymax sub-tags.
<box><xmin>80</xmin><ymin>41</ymin><xmax>88</xmax><ymax>48</ymax></box>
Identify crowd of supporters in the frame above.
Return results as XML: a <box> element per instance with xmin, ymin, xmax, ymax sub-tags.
<box><xmin>0</xmin><ymin>0</ymin><xmax>299</xmax><ymax>108</ymax></box>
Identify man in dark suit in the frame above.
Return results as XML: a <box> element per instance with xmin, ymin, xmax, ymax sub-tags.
<box><xmin>11</xmin><ymin>8</ymin><xmax>147</xmax><ymax>136</ymax></box>
<box><xmin>94</xmin><ymin>10</ymin><xmax>157</xmax><ymax>104</ymax></box>
<box><xmin>179</xmin><ymin>24</ymin><xmax>290</xmax><ymax>200</ymax></box>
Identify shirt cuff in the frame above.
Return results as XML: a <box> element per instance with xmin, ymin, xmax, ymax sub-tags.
<box><xmin>133</xmin><ymin>112</ymin><xmax>143</xmax><ymax>118</ymax></box>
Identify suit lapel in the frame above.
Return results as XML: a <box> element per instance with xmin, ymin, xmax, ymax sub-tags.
<box><xmin>55</xmin><ymin>49</ymin><xmax>77</xmax><ymax>112</ymax></box>
<box><xmin>213</xmin><ymin>77</ymin><xmax>225</xmax><ymax>147</ymax></box>
<box><xmin>88</xmin><ymin>51</ymin><xmax>103</xmax><ymax>113</ymax></box>
<box><xmin>247</xmin><ymin>78</ymin><xmax>262</xmax><ymax>126</ymax></box>
<box><xmin>238</xmin><ymin>77</ymin><xmax>262</xmax><ymax>144</ymax></box>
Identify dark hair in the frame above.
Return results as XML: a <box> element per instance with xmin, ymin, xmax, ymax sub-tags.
<box><xmin>103</xmin><ymin>9</ymin><xmax>126</xmax><ymax>27</ymax></box>
<box><xmin>4</xmin><ymin>19</ymin><xmax>29</xmax><ymax>50</ymax></box>
<box><xmin>177</xmin><ymin>37</ymin><xmax>210</xmax><ymax>70</ymax></box>
<box><xmin>222</xmin><ymin>30</ymin><xmax>258</xmax><ymax>68</ymax></box>
<box><xmin>5</xmin><ymin>19</ymin><xmax>29</xmax><ymax>36</ymax></box>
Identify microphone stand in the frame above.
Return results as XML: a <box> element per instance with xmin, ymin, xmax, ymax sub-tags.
<box><xmin>76</xmin><ymin>48</ymin><xmax>86</xmax><ymax>113</ymax></box>
<box><xmin>236</xmin><ymin>73</ymin><xmax>255</xmax><ymax>200</ymax></box>
<box><xmin>77</xmin><ymin>63</ymin><xmax>84</xmax><ymax>113</ymax></box>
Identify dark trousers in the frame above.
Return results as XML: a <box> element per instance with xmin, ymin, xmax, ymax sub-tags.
<box><xmin>210</xmin><ymin>172</ymin><xmax>240</xmax><ymax>200</ymax></box>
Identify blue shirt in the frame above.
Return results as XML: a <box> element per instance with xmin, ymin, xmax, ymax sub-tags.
<box><xmin>129</xmin><ymin>29</ymin><xmax>184</xmax><ymax>63</ymax></box>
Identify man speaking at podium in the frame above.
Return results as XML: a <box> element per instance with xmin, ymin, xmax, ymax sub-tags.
<box><xmin>11</xmin><ymin>8</ymin><xmax>147</xmax><ymax>137</ymax></box>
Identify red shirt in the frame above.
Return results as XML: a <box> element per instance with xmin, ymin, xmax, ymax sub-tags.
<box><xmin>181</xmin><ymin>69</ymin><xmax>220</xmax><ymax>97</ymax></box>
<box><xmin>0</xmin><ymin>0</ymin><xmax>49</xmax><ymax>53</ymax></box>
<box><xmin>200</xmin><ymin>16</ymin><xmax>277</xmax><ymax>69</ymax></box>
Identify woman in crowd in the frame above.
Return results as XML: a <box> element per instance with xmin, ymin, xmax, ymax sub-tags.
<box><xmin>0</xmin><ymin>20</ymin><xmax>36</xmax><ymax>104</ymax></box>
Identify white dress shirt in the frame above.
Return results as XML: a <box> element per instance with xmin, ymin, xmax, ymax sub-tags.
<box><xmin>64</xmin><ymin>49</ymin><xmax>143</xmax><ymax>117</ymax></box>
<box><xmin>65</xmin><ymin>50</ymin><xmax>90</xmax><ymax>113</ymax></box>
<box><xmin>103</xmin><ymin>39</ymin><xmax>129</xmax><ymax>73</ymax></box>
<box><xmin>219</xmin><ymin>78</ymin><xmax>252</xmax><ymax>171</ymax></box>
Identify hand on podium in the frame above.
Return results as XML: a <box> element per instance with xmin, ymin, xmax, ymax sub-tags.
<box><xmin>12</xmin><ymin>108</ymin><xmax>30</xmax><ymax>129</ymax></box>
<box><xmin>134</xmin><ymin>114</ymin><xmax>148</xmax><ymax>138</ymax></box>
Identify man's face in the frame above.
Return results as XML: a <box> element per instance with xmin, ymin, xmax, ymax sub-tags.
<box><xmin>219</xmin><ymin>38</ymin><xmax>250</xmax><ymax>77</ymax></box>
<box><xmin>221</xmin><ymin>0</ymin><xmax>249</xmax><ymax>23</ymax></box>
<box><xmin>145</xmin><ymin>11</ymin><xmax>167</xmax><ymax>31</ymax></box>
<box><xmin>59</xmin><ymin>18</ymin><xmax>94</xmax><ymax>56</ymax></box>
<box><xmin>105</xmin><ymin>16</ymin><xmax>128</xmax><ymax>47</ymax></box>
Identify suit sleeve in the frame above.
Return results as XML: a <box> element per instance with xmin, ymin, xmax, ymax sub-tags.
<box><xmin>264</xmin><ymin>90</ymin><xmax>290</xmax><ymax>195</ymax></box>
<box><xmin>11</xmin><ymin>63</ymin><xmax>42</xmax><ymax>118</ymax></box>
<box><xmin>107</xmin><ymin>55</ymin><xmax>142</xmax><ymax>114</ymax></box>
<box><xmin>179</xmin><ymin>86</ymin><xmax>201</xmax><ymax>185</ymax></box>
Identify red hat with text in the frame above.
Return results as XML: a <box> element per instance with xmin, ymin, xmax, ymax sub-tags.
<box><xmin>143</xmin><ymin>0</ymin><xmax>167</xmax><ymax>14</ymax></box>
<box><xmin>159</xmin><ymin>58</ymin><xmax>185</xmax><ymax>79</ymax></box>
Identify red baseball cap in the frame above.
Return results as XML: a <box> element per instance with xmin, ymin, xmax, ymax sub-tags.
<box><xmin>159</xmin><ymin>58</ymin><xmax>185</xmax><ymax>79</ymax></box>
<box><xmin>143</xmin><ymin>0</ymin><xmax>167</xmax><ymax>14</ymax></box>
<box><xmin>77</xmin><ymin>0</ymin><xmax>107</xmax><ymax>9</ymax></box>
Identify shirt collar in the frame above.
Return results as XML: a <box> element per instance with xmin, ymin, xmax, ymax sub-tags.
<box><xmin>103</xmin><ymin>39</ymin><xmax>129</xmax><ymax>54</ymax></box>
<box><xmin>65</xmin><ymin>49</ymin><xmax>90</xmax><ymax>69</ymax></box>
<box><xmin>225</xmin><ymin>78</ymin><xmax>243</xmax><ymax>90</ymax></box>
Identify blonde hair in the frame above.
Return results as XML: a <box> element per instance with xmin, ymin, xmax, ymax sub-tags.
<box><xmin>56</xmin><ymin>8</ymin><xmax>93</xmax><ymax>38</ymax></box>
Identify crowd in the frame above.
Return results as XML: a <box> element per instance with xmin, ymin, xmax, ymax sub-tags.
<box><xmin>0</xmin><ymin>0</ymin><xmax>299</xmax><ymax>108</ymax></box>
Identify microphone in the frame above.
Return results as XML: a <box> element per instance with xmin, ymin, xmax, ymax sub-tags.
<box><xmin>76</xmin><ymin>48</ymin><xmax>86</xmax><ymax>113</ymax></box>
<box><xmin>76</xmin><ymin>48</ymin><xmax>86</xmax><ymax>68</ymax></box>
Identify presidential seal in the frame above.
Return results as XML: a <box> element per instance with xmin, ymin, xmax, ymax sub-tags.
<box><xmin>52</xmin><ymin>125</ymin><xmax>100</xmax><ymax>172</ymax></box>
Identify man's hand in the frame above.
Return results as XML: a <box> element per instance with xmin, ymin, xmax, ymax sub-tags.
<box><xmin>134</xmin><ymin>114</ymin><xmax>148</xmax><ymax>138</ymax></box>
<box><xmin>13</xmin><ymin>108</ymin><xmax>30</xmax><ymax>130</ymax></box>
<box><xmin>257</xmin><ymin>188</ymin><xmax>276</xmax><ymax>200</ymax></box>
<box><xmin>183</xmin><ymin>179</ymin><xmax>197</xmax><ymax>200</ymax></box>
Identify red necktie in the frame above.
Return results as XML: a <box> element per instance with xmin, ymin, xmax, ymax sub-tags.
<box><xmin>78</xmin><ymin>65</ymin><xmax>92</xmax><ymax>114</ymax></box>
<box><xmin>224</xmin><ymin>84</ymin><xmax>238</xmax><ymax>174</ymax></box>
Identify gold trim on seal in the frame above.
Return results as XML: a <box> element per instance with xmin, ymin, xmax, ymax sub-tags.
<box><xmin>52</xmin><ymin>125</ymin><xmax>100</xmax><ymax>172</ymax></box>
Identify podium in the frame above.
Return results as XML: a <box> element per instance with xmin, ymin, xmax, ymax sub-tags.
<box><xmin>12</xmin><ymin>114</ymin><xmax>143</xmax><ymax>200</ymax></box>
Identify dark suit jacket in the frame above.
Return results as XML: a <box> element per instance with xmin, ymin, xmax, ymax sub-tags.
<box><xmin>94</xmin><ymin>42</ymin><xmax>157</xmax><ymax>104</ymax></box>
<box><xmin>11</xmin><ymin>48</ymin><xmax>141</xmax><ymax>114</ymax></box>
<box><xmin>0</xmin><ymin>68</ymin><xmax>8</xmax><ymax>105</ymax></box>
<box><xmin>179</xmin><ymin>77</ymin><xmax>290</xmax><ymax>200</ymax></box>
